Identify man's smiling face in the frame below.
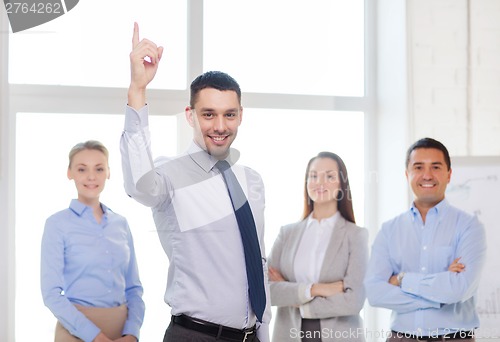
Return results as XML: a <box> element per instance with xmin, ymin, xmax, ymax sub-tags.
<box><xmin>186</xmin><ymin>88</ymin><xmax>242</xmax><ymax>160</ymax></box>
<box><xmin>406</xmin><ymin>147</ymin><xmax>452</xmax><ymax>210</ymax></box>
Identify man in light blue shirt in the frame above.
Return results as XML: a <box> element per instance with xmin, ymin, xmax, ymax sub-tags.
<box><xmin>365</xmin><ymin>138</ymin><xmax>486</xmax><ymax>341</ymax></box>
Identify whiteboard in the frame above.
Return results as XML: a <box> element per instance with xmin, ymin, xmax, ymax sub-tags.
<box><xmin>446</xmin><ymin>156</ymin><xmax>500</xmax><ymax>341</ymax></box>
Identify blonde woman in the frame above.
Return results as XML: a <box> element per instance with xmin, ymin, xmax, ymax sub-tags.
<box><xmin>41</xmin><ymin>141</ymin><xmax>144</xmax><ymax>342</ymax></box>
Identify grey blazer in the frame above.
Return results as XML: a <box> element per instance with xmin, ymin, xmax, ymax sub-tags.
<box><xmin>268</xmin><ymin>215</ymin><xmax>368</xmax><ymax>341</ymax></box>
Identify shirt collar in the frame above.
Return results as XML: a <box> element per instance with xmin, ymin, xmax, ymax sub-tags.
<box><xmin>306</xmin><ymin>211</ymin><xmax>341</xmax><ymax>228</ymax></box>
<box><xmin>410</xmin><ymin>198</ymin><xmax>449</xmax><ymax>219</ymax></box>
<box><xmin>69</xmin><ymin>199</ymin><xmax>109</xmax><ymax>217</ymax></box>
<box><xmin>187</xmin><ymin>141</ymin><xmax>241</xmax><ymax>173</ymax></box>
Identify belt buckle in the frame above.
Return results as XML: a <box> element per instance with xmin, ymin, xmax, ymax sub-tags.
<box><xmin>243</xmin><ymin>330</ymin><xmax>254</xmax><ymax>342</ymax></box>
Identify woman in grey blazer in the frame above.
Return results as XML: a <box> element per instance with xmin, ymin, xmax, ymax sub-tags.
<box><xmin>268</xmin><ymin>152</ymin><xmax>368</xmax><ymax>342</ymax></box>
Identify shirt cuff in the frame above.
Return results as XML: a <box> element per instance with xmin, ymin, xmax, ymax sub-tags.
<box><xmin>298</xmin><ymin>283</ymin><xmax>315</xmax><ymax>318</ymax></box>
<box><xmin>124</xmin><ymin>104</ymin><xmax>149</xmax><ymax>132</ymax></box>
<box><xmin>400</xmin><ymin>272</ymin><xmax>420</xmax><ymax>296</ymax></box>
<box><xmin>400</xmin><ymin>272</ymin><xmax>441</xmax><ymax>309</ymax></box>
<box><xmin>297</xmin><ymin>283</ymin><xmax>313</xmax><ymax>304</ymax></box>
<box><xmin>300</xmin><ymin>301</ymin><xmax>314</xmax><ymax>319</ymax></box>
<box><xmin>122</xmin><ymin>325</ymin><xmax>140</xmax><ymax>341</ymax></box>
<box><xmin>76</xmin><ymin>323</ymin><xmax>101</xmax><ymax>342</ymax></box>
<box><xmin>304</xmin><ymin>283</ymin><xmax>314</xmax><ymax>301</ymax></box>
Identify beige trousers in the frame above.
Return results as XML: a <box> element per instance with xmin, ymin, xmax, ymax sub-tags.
<box><xmin>55</xmin><ymin>304</ymin><xmax>127</xmax><ymax>342</ymax></box>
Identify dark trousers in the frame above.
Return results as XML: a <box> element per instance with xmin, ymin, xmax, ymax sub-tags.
<box><xmin>301</xmin><ymin>319</ymin><xmax>322</xmax><ymax>342</ymax></box>
<box><xmin>163</xmin><ymin>320</ymin><xmax>261</xmax><ymax>342</ymax></box>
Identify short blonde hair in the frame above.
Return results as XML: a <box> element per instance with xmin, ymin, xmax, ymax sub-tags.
<box><xmin>68</xmin><ymin>140</ymin><xmax>109</xmax><ymax>168</ymax></box>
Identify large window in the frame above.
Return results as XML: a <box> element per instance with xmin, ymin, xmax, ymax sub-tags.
<box><xmin>204</xmin><ymin>0</ymin><xmax>364</xmax><ymax>96</ymax></box>
<box><xmin>8</xmin><ymin>0</ymin><xmax>187</xmax><ymax>89</ymax></box>
<box><xmin>7</xmin><ymin>0</ymin><xmax>369</xmax><ymax>340</ymax></box>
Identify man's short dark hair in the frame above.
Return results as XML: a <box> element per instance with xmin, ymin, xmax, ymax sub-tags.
<box><xmin>190</xmin><ymin>71</ymin><xmax>241</xmax><ymax>108</ymax></box>
<box><xmin>406</xmin><ymin>137</ymin><xmax>451</xmax><ymax>170</ymax></box>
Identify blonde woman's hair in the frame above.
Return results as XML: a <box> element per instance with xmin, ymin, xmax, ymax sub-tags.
<box><xmin>68</xmin><ymin>140</ymin><xmax>109</xmax><ymax>168</ymax></box>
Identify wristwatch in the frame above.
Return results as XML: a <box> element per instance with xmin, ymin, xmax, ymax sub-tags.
<box><xmin>397</xmin><ymin>272</ymin><xmax>405</xmax><ymax>286</ymax></box>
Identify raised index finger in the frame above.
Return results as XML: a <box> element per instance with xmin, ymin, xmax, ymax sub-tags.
<box><xmin>132</xmin><ymin>22</ymin><xmax>140</xmax><ymax>48</ymax></box>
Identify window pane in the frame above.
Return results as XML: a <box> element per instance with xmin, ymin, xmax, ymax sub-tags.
<box><xmin>204</xmin><ymin>0</ymin><xmax>364</xmax><ymax>96</ymax></box>
<box><xmin>15</xmin><ymin>113</ymin><xmax>176</xmax><ymax>341</ymax></box>
<box><xmin>9</xmin><ymin>0</ymin><xmax>187</xmax><ymax>89</ymax></box>
<box><xmin>232</xmin><ymin>109</ymin><xmax>365</xmax><ymax>251</ymax></box>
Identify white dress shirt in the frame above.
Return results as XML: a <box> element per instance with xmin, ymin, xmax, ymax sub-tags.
<box><xmin>120</xmin><ymin>105</ymin><xmax>271</xmax><ymax>340</ymax></box>
<box><xmin>294</xmin><ymin>211</ymin><xmax>340</xmax><ymax>302</ymax></box>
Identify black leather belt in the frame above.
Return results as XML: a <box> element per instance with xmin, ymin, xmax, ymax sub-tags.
<box><xmin>392</xmin><ymin>330</ymin><xmax>474</xmax><ymax>341</ymax></box>
<box><xmin>172</xmin><ymin>314</ymin><xmax>257</xmax><ymax>341</ymax></box>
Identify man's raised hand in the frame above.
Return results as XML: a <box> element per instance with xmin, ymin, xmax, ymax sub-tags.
<box><xmin>128</xmin><ymin>22</ymin><xmax>164</xmax><ymax>110</ymax></box>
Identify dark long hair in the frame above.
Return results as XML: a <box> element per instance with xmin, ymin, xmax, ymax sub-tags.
<box><xmin>301</xmin><ymin>152</ymin><xmax>356</xmax><ymax>223</ymax></box>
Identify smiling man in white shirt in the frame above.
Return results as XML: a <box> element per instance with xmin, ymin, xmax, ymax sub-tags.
<box><xmin>120</xmin><ymin>23</ymin><xmax>270</xmax><ymax>342</ymax></box>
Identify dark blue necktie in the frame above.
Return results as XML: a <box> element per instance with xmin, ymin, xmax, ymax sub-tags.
<box><xmin>216</xmin><ymin>160</ymin><xmax>266</xmax><ymax>322</ymax></box>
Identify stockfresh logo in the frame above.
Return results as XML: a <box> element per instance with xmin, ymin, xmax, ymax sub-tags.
<box><xmin>3</xmin><ymin>0</ymin><xmax>79</xmax><ymax>33</ymax></box>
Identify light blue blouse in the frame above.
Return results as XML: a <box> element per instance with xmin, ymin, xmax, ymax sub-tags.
<box><xmin>41</xmin><ymin>199</ymin><xmax>144</xmax><ymax>342</ymax></box>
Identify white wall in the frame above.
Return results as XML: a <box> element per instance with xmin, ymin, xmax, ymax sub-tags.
<box><xmin>408</xmin><ymin>0</ymin><xmax>500</xmax><ymax>155</ymax></box>
<box><xmin>469</xmin><ymin>0</ymin><xmax>500</xmax><ymax>154</ymax></box>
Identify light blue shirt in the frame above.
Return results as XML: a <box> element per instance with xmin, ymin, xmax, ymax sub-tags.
<box><xmin>120</xmin><ymin>105</ymin><xmax>271</xmax><ymax>342</ymax></box>
<box><xmin>41</xmin><ymin>199</ymin><xmax>145</xmax><ymax>342</ymax></box>
<box><xmin>364</xmin><ymin>199</ymin><xmax>486</xmax><ymax>336</ymax></box>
